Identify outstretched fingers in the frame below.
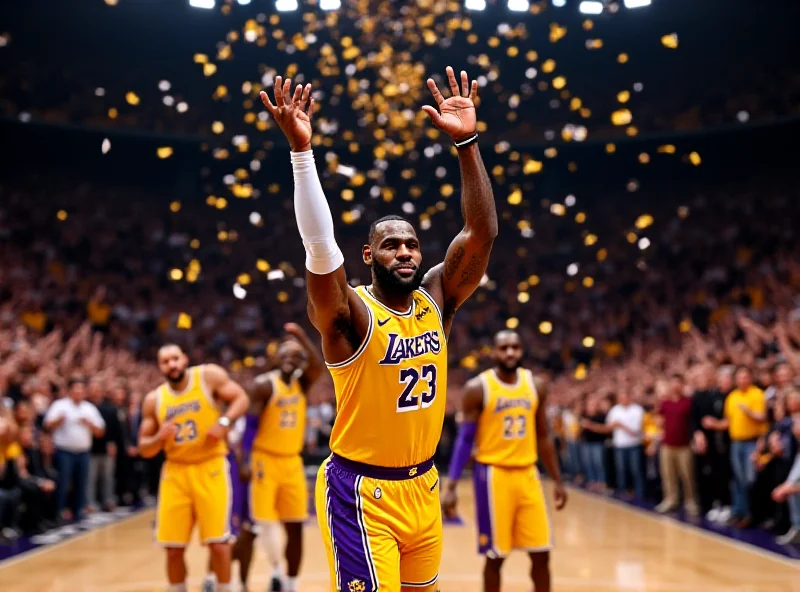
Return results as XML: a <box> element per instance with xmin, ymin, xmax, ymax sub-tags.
<box><xmin>421</xmin><ymin>105</ymin><xmax>444</xmax><ymax>129</ymax></box>
<box><xmin>259</xmin><ymin>90</ymin><xmax>276</xmax><ymax>114</ymax></box>
<box><xmin>427</xmin><ymin>78</ymin><xmax>444</xmax><ymax>106</ymax></box>
<box><xmin>460</xmin><ymin>70</ymin><xmax>469</xmax><ymax>98</ymax></box>
<box><xmin>298</xmin><ymin>83</ymin><xmax>312</xmax><ymax>112</ymax></box>
<box><xmin>445</xmin><ymin>66</ymin><xmax>459</xmax><ymax>97</ymax></box>
<box><xmin>469</xmin><ymin>79</ymin><xmax>479</xmax><ymax>102</ymax></box>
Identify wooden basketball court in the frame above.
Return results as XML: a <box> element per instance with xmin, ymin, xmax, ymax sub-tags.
<box><xmin>0</xmin><ymin>482</ymin><xmax>796</xmax><ymax>592</ymax></box>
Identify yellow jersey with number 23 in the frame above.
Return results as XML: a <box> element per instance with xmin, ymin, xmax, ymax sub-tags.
<box><xmin>156</xmin><ymin>364</ymin><xmax>228</xmax><ymax>464</ymax></box>
<box><xmin>252</xmin><ymin>370</ymin><xmax>307</xmax><ymax>456</ymax></box>
<box><xmin>328</xmin><ymin>285</ymin><xmax>447</xmax><ymax>468</ymax></box>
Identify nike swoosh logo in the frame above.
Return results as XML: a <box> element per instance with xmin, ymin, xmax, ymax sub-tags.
<box><xmin>378</xmin><ymin>318</ymin><xmax>391</xmax><ymax>327</ymax></box>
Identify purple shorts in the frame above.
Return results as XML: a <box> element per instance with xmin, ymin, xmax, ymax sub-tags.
<box><xmin>228</xmin><ymin>452</ymin><xmax>253</xmax><ymax>538</ymax></box>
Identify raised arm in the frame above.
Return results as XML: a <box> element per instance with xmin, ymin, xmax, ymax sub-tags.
<box><xmin>260</xmin><ymin>78</ymin><xmax>369</xmax><ymax>364</ymax></box>
<box><xmin>204</xmin><ymin>364</ymin><xmax>249</xmax><ymax>423</ymax></box>
<box><xmin>421</xmin><ymin>67</ymin><xmax>498</xmax><ymax>331</ymax></box>
<box><xmin>240</xmin><ymin>372</ymin><xmax>274</xmax><ymax>474</ymax></box>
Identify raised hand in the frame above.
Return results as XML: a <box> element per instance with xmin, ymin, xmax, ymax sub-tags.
<box><xmin>422</xmin><ymin>66</ymin><xmax>478</xmax><ymax>142</ymax></box>
<box><xmin>259</xmin><ymin>76</ymin><xmax>314</xmax><ymax>152</ymax></box>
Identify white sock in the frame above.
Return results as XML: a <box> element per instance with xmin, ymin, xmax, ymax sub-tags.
<box><xmin>287</xmin><ymin>576</ymin><xmax>297</xmax><ymax>591</ymax></box>
<box><xmin>204</xmin><ymin>573</ymin><xmax>218</xmax><ymax>584</ymax></box>
<box><xmin>167</xmin><ymin>585</ymin><xmax>186</xmax><ymax>592</ymax></box>
<box><xmin>261</xmin><ymin>521</ymin><xmax>284</xmax><ymax>571</ymax></box>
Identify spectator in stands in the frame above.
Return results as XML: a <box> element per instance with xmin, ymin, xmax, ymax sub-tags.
<box><xmin>691</xmin><ymin>364</ymin><xmax>731</xmax><ymax>522</ymax></box>
<box><xmin>561</xmin><ymin>398</ymin><xmax>584</xmax><ymax>482</ymax></box>
<box><xmin>43</xmin><ymin>375</ymin><xmax>105</xmax><ymax>523</ymax></box>
<box><xmin>704</xmin><ymin>366</ymin><xmax>767</xmax><ymax>527</ymax></box>
<box><xmin>16</xmin><ymin>424</ymin><xmax>57</xmax><ymax>533</ymax></box>
<box><xmin>772</xmin><ymin>411</ymin><xmax>800</xmax><ymax>545</ymax></box>
<box><xmin>579</xmin><ymin>396</ymin><xmax>609</xmax><ymax>493</ymax></box>
<box><xmin>656</xmin><ymin>374</ymin><xmax>698</xmax><ymax>516</ymax></box>
<box><xmin>87</xmin><ymin>378</ymin><xmax>117</xmax><ymax>512</ymax></box>
<box><xmin>607</xmin><ymin>391</ymin><xmax>646</xmax><ymax>501</ymax></box>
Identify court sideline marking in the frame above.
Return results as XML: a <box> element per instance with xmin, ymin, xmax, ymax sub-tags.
<box><xmin>567</xmin><ymin>485</ymin><xmax>800</xmax><ymax>569</ymax></box>
<box><xmin>0</xmin><ymin>509</ymin><xmax>150</xmax><ymax>571</ymax></box>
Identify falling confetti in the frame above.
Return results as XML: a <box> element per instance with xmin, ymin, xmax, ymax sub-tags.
<box><xmin>101</xmin><ymin>138</ymin><xmax>111</xmax><ymax>154</ymax></box>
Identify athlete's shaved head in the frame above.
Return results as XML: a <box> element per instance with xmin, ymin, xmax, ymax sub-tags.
<box><xmin>157</xmin><ymin>343</ymin><xmax>189</xmax><ymax>384</ymax></box>
<box><xmin>492</xmin><ymin>330</ymin><xmax>524</xmax><ymax>372</ymax></box>
<box><xmin>364</xmin><ymin>215</ymin><xmax>424</xmax><ymax>296</ymax></box>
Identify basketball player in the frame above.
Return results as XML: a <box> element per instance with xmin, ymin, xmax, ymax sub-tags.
<box><xmin>259</xmin><ymin>64</ymin><xmax>497</xmax><ymax>591</ymax></box>
<box><xmin>240</xmin><ymin>323</ymin><xmax>323</xmax><ymax>592</ymax></box>
<box><xmin>443</xmin><ymin>330</ymin><xmax>567</xmax><ymax>592</ymax></box>
<box><xmin>138</xmin><ymin>344</ymin><xmax>249</xmax><ymax>592</ymax></box>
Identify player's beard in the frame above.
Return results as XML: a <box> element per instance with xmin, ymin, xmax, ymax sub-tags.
<box><xmin>372</xmin><ymin>259</ymin><xmax>424</xmax><ymax>296</ymax></box>
<box><xmin>499</xmin><ymin>359</ymin><xmax>522</xmax><ymax>373</ymax></box>
<box><xmin>166</xmin><ymin>369</ymin><xmax>186</xmax><ymax>385</ymax></box>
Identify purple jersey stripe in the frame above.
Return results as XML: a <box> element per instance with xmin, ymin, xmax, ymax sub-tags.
<box><xmin>473</xmin><ymin>461</ymin><xmax>494</xmax><ymax>555</ymax></box>
<box><xmin>228</xmin><ymin>452</ymin><xmax>250</xmax><ymax>537</ymax></box>
<box><xmin>325</xmin><ymin>461</ymin><xmax>378</xmax><ymax>591</ymax></box>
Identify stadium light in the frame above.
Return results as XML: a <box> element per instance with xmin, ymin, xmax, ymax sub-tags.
<box><xmin>465</xmin><ymin>0</ymin><xmax>487</xmax><ymax>10</ymax></box>
<box><xmin>552</xmin><ymin>0</ymin><xmax>566</xmax><ymax>6</ymax></box>
<box><xmin>624</xmin><ymin>0</ymin><xmax>651</xmax><ymax>7</ymax></box>
<box><xmin>508</xmin><ymin>0</ymin><xmax>530</xmax><ymax>10</ymax></box>
<box><xmin>189</xmin><ymin>0</ymin><xmax>215</xmax><ymax>8</ymax></box>
<box><xmin>275</xmin><ymin>0</ymin><xmax>298</xmax><ymax>11</ymax></box>
<box><xmin>578</xmin><ymin>0</ymin><xmax>603</xmax><ymax>14</ymax></box>
<box><xmin>320</xmin><ymin>0</ymin><xmax>341</xmax><ymax>8</ymax></box>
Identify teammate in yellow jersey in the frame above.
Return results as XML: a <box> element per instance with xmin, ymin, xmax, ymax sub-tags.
<box><xmin>260</xmin><ymin>64</ymin><xmax>497</xmax><ymax>592</ymax></box>
<box><xmin>240</xmin><ymin>323</ymin><xmax>323</xmax><ymax>592</ymax></box>
<box><xmin>443</xmin><ymin>330</ymin><xmax>568</xmax><ymax>592</ymax></box>
<box><xmin>138</xmin><ymin>344</ymin><xmax>249</xmax><ymax>592</ymax></box>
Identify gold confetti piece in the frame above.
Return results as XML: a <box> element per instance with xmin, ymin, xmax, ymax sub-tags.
<box><xmin>212</xmin><ymin>121</ymin><xmax>225</xmax><ymax>134</ymax></box>
<box><xmin>617</xmin><ymin>90</ymin><xmax>630</xmax><ymax>103</ymax></box>
<box><xmin>177</xmin><ymin>313</ymin><xmax>192</xmax><ymax>330</ymax></box>
<box><xmin>575</xmin><ymin>212</ymin><xmax>586</xmax><ymax>223</ymax></box>
<box><xmin>57</xmin><ymin>210</ymin><xmax>68</xmax><ymax>221</ymax></box>
<box><xmin>517</xmin><ymin>292</ymin><xmax>530</xmax><ymax>303</ymax></box>
<box><xmin>341</xmin><ymin>189</ymin><xmax>354</xmax><ymax>201</ymax></box>
<box><xmin>583</xmin><ymin>276</ymin><xmax>595</xmax><ymax>288</ymax></box>
<box><xmin>584</xmin><ymin>234</ymin><xmax>598</xmax><ymax>246</ymax></box>
<box><xmin>679</xmin><ymin>319</ymin><xmax>692</xmax><ymax>333</ymax></box>
<box><xmin>506</xmin><ymin>317</ymin><xmax>520</xmax><ymax>330</ymax></box>
<box><xmin>597</xmin><ymin>248</ymin><xmax>608</xmax><ymax>261</ymax></box>
<box><xmin>689</xmin><ymin>151</ymin><xmax>702</xmax><ymax>165</ymax></box>
<box><xmin>544</xmin><ymin>147</ymin><xmax>558</xmax><ymax>158</ymax></box>
<box><xmin>583</xmin><ymin>336</ymin><xmax>595</xmax><ymax>348</ymax></box>
<box><xmin>585</xmin><ymin>39</ymin><xmax>603</xmax><ymax>49</ymax></box>
<box><xmin>661</xmin><ymin>33</ymin><xmax>679</xmax><ymax>49</ymax></box>
<box><xmin>582</xmin><ymin>19</ymin><xmax>594</xmax><ymax>30</ymax></box>
<box><xmin>104</xmin><ymin>0</ymin><xmax>119</xmax><ymax>5</ymax></box>
<box><xmin>552</xmin><ymin>76</ymin><xmax>567</xmax><ymax>90</ymax></box>
<box><xmin>523</xmin><ymin>159</ymin><xmax>543</xmax><ymax>174</ymax></box>
<box><xmin>574</xmin><ymin>364</ymin><xmax>587</xmax><ymax>380</ymax></box>
<box><xmin>626</xmin><ymin>125</ymin><xmax>639</xmax><ymax>137</ymax></box>
<box><xmin>526</xmin><ymin>50</ymin><xmax>538</xmax><ymax>61</ymax></box>
<box><xmin>606</xmin><ymin>143</ymin><xmax>616</xmax><ymax>154</ymax></box>
<box><xmin>638</xmin><ymin>152</ymin><xmax>650</xmax><ymax>164</ymax></box>
<box><xmin>541</xmin><ymin>59</ymin><xmax>556</xmax><ymax>73</ymax></box>
<box><xmin>549</xmin><ymin>23</ymin><xmax>567</xmax><ymax>44</ymax></box>
<box><xmin>626</xmin><ymin>232</ymin><xmax>638</xmax><ymax>244</ymax></box>
<box><xmin>635</xmin><ymin>214</ymin><xmax>654</xmax><ymax>229</ymax></box>
<box><xmin>215</xmin><ymin>197</ymin><xmax>228</xmax><ymax>209</ymax></box>
<box><xmin>507</xmin><ymin>188</ymin><xmax>523</xmax><ymax>205</ymax></box>
<box><xmin>677</xmin><ymin>206</ymin><xmax>690</xmax><ymax>218</ymax></box>
<box><xmin>528</xmin><ymin>274</ymin><xmax>540</xmax><ymax>286</ymax></box>
<box><xmin>441</xmin><ymin>184</ymin><xmax>454</xmax><ymax>197</ymax></box>
<box><xmin>277</xmin><ymin>291</ymin><xmax>289</xmax><ymax>303</ymax></box>
<box><xmin>539</xmin><ymin>321</ymin><xmax>553</xmax><ymax>335</ymax></box>
<box><xmin>157</xmin><ymin>146</ymin><xmax>173</xmax><ymax>159</ymax></box>
<box><xmin>190</xmin><ymin>239</ymin><xmax>200</xmax><ymax>249</ymax></box>
<box><xmin>170</xmin><ymin>268</ymin><xmax>184</xmax><ymax>281</ymax></box>
<box><xmin>217</xmin><ymin>230</ymin><xmax>228</xmax><ymax>242</ymax></box>
<box><xmin>169</xmin><ymin>201</ymin><xmax>181</xmax><ymax>213</ymax></box>
<box><xmin>257</xmin><ymin>259</ymin><xmax>270</xmax><ymax>272</ymax></box>
<box><xmin>125</xmin><ymin>91</ymin><xmax>140</xmax><ymax>106</ymax></box>
<box><xmin>570</xmin><ymin>97</ymin><xmax>582</xmax><ymax>111</ymax></box>
<box><xmin>617</xmin><ymin>52</ymin><xmax>629</xmax><ymax>64</ymax></box>
<box><xmin>203</xmin><ymin>63</ymin><xmax>217</xmax><ymax>76</ymax></box>
<box><xmin>658</xmin><ymin>144</ymin><xmax>676</xmax><ymax>154</ymax></box>
<box><xmin>611</xmin><ymin>108</ymin><xmax>632</xmax><ymax>126</ymax></box>
<box><xmin>237</xmin><ymin>273</ymin><xmax>252</xmax><ymax>286</ymax></box>
<box><xmin>550</xmin><ymin>204</ymin><xmax>566</xmax><ymax>216</ymax></box>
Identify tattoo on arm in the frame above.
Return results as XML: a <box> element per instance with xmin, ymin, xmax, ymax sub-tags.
<box><xmin>444</xmin><ymin>246</ymin><xmax>465</xmax><ymax>281</ymax></box>
<box><xmin>457</xmin><ymin>254</ymin><xmax>481</xmax><ymax>288</ymax></box>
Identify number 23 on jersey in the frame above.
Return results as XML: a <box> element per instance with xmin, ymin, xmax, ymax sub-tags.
<box><xmin>396</xmin><ymin>364</ymin><xmax>438</xmax><ymax>413</ymax></box>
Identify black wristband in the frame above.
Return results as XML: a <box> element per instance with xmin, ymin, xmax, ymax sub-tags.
<box><xmin>454</xmin><ymin>133</ymin><xmax>478</xmax><ymax>149</ymax></box>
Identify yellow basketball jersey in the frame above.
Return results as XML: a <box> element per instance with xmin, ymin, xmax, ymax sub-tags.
<box><xmin>156</xmin><ymin>365</ymin><xmax>227</xmax><ymax>463</ymax></box>
<box><xmin>252</xmin><ymin>370</ymin><xmax>307</xmax><ymax>455</ymax></box>
<box><xmin>474</xmin><ymin>368</ymin><xmax>539</xmax><ymax>467</ymax></box>
<box><xmin>328</xmin><ymin>285</ymin><xmax>447</xmax><ymax>468</ymax></box>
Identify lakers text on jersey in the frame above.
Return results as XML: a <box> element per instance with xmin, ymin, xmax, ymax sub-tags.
<box><xmin>250</xmin><ymin>371</ymin><xmax>308</xmax><ymax>523</ymax></box>
<box><xmin>154</xmin><ymin>365</ymin><xmax>232</xmax><ymax>546</ymax></box>
<box><xmin>317</xmin><ymin>286</ymin><xmax>448</xmax><ymax>592</ymax></box>
<box><xmin>473</xmin><ymin>369</ymin><xmax>552</xmax><ymax>557</ymax></box>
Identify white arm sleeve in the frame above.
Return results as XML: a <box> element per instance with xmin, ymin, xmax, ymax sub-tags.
<box><xmin>290</xmin><ymin>150</ymin><xmax>345</xmax><ymax>275</ymax></box>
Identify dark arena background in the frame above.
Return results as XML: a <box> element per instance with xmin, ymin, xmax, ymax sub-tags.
<box><xmin>0</xmin><ymin>0</ymin><xmax>799</xmax><ymax>590</ymax></box>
